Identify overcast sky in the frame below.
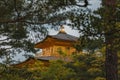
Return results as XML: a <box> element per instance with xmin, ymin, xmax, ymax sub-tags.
<box><xmin>49</xmin><ymin>0</ymin><xmax>101</xmax><ymax>37</ymax></box>
<box><xmin>0</xmin><ymin>0</ymin><xmax>101</xmax><ymax>63</ymax></box>
<box><xmin>89</xmin><ymin>0</ymin><xmax>101</xmax><ymax>10</ymax></box>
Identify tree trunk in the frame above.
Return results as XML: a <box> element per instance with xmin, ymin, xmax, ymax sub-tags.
<box><xmin>104</xmin><ymin>0</ymin><xmax>118</xmax><ymax>80</ymax></box>
<box><xmin>105</xmin><ymin>37</ymin><xmax>118</xmax><ymax>80</ymax></box>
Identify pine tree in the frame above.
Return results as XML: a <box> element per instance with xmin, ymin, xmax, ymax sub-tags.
<box><xmin>0</xmin><ymin>0</ymin><xmax>88</xmax><ymax>63</ymax></box>
<box><xmin>70</xmin><ymin>0</ymin><xmax>120</xmax><ymax>80</ymax></box>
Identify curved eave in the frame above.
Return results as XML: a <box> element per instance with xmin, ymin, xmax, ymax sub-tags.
<box><xmin>50</xmin><ymin>33</ymin><xmax>78</xmax><ymax>42</ymax></box>
<box><xmin>34</xmin><ymin>34</ymin><xmax>78</xmax><ymax>49</ymax></box>
<box><xmin>34</xmin><ymin>36</ymin><xmax>54</xmax><ymax>48</ymax></box>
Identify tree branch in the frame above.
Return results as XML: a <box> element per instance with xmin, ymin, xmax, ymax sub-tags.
<box><xmin>0</xmin><ymin>0</ymin><xmax>89</xmax><ymax>24</ymax></box>
<box><xmin>76</xmin><ymin>0</ymin><xmax>89</xmax><ymax>7</ymax></box>
<box><xmin>14</xmin><ymin>0</ymin><xmax>20</xmax><ymax>18</ymax></box>
<box><xmin>0</xmin><ymin>38</ymin><xmax>10</xmax><ymax>42</ymax></box>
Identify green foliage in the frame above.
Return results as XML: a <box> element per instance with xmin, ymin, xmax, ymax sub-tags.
<box><xmin>70</xmin><ymin>0</ymin><xmax>120</xmax><ymax>79</ymax></box>
<box><xmin>0</xmin><ymin>65</ymin><xmax>33</xmax><ymax>80</ymax></box>
<box><xmin>57</xmin><ymin>48</ymin><xmax>67</xmax><ymax>57</ymax></box>
<box><xmin>66</xmin><ymin>53</ymin><xmax>105</xmax><ymax>80</ymax></box>
<box><xmin>40</xmin><ymin>60</ymin><xmax>76</xmax><ymax>80</ymax></box>
<box><xmin>94</xmin><ymin>77</ymin><xmax>106</xmax><ymax>80</ymax></box>
<box><xmin>0</xmin><ymin>50</ymin><xmax>119</xmax><ymax>80</ymax></box>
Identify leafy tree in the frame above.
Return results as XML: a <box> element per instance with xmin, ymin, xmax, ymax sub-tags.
<box><xmin>0</xmin><ymin>64</ymin><xmax>33</xmax><ymax>80</ymax></box>
<box><xmin>66</xmin><ymin>53</ymin><xmax>105</xmax><ymax>80</ymax></box>
<box><xmin>40</xmin><ymin>60</ymin><xmax>76</xmax><ymax>80</ymax></box>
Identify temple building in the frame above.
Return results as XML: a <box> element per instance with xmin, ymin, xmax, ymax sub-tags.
<box><xmin>35</xmin><ymin>25</ymin><xmax>78</xmax><ymax>59</ymax></box>
<box><xmin>12</xmin><ymin>25</ymin><xmax>78</xmax><ymax>68</ymax></box>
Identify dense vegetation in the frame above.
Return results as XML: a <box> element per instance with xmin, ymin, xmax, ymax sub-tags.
<box><xmin>0</xmin><ymin>50</ymin><xmax>120</xmax><ymax>80</ymax></box>
<box><xmin>0</xmin><ymin>0</ymin><xmax>120</xmax><ymax>80</ymax></box>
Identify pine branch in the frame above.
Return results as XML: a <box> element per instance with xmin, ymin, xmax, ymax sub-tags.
<box><xmin>76</xmin><ymin>0</ymin><xmax>89</xmax><ymax>7</ymax></box>
<box><xmin>14</xmin><ymin>0</ymin><xmax>20</xmax><ymax>18</ymax></box>
<box><xmin>0</xmin><ymin>38</ymin><xmax>10</xmax><ymax>42</ymax></box>
<box><xmin>0</xmin><ymin>0</ymin><xmax>89</xmax><ymax>24</ymax></box>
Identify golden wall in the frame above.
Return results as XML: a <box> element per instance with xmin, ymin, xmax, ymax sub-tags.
<box><xmin>41</xmin><ymin>45</ymin><xmax>76</xmax><ymax>57</ymax></box>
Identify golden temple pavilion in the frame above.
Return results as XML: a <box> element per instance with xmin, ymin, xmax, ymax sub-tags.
<box><xmin>35</xmin><ymin>25</ymin><xmax>78</xmax><ymax>60</ymax></box>
<box><xmin>12</xmin><ymin>25</ymin><xmax>78</xmax><ymax>68</ymax></box>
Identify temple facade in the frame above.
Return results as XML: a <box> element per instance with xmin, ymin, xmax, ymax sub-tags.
<box><xmin>35</xmin><ymin>25</ymin><xmax>78</xmax><ymax>58</ymax></box>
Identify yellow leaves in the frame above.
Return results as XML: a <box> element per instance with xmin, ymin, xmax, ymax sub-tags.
<box><xmin>95</xmin><ymin>77</ymin><xmax>106</xmax><ymax>80</ymax></box>
<box><xmin>74</xmin><ymin>61</ymin><xmax>86</xmax><ymax>67</ymax></box>
<box><xmin>116</xmin><ymin>22</ymin><xmax>120</xmax><ymax>28</ymax></box>
<box><xmin>87</xmin><ymin>68</ymin><xmax>102</xmax><ymax>75</ymax></box>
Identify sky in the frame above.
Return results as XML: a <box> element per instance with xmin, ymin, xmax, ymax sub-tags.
<box><xmin>0</xmin><ymin>0</ymin><xmax>101</xmax><ymax>63</ymax></box>
<box><xmin>88</xmin><ymin>0</ymin><xmax>101</xmax><ymax>10</ymax></box>
<box><xmin>49</xmin><ymin>0</ymin><xmax>101</xmax><ymax>37</ymax></box>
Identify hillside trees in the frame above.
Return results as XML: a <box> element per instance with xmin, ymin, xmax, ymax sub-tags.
<box><xmin>39</xmin><ymin>51</ymin><xmax>106</xmax><ymax>80</ymax></box>
<box><xmin>67</xmin><ymin>53</ymin><xmax>105</xmax><ymax>80</ymax></box>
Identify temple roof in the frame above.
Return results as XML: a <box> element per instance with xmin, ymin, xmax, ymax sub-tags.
<box><xmin>49</xmin><ymin>32</ymin><xmax>78</xmax><ymax>41</ymax></box>
<box><xmin>35</xmin><ymin>25</ymin><xmax>78</xmax><ymax>48</ymax></box>
<box><xmin>48</xmin><ymin>25</ymin><xmax>78</xmax><ymax>41</ymax></box>
<box><xmin>36</xmin><ymin>56</ymin><xmax>72</xmax><ymax>62</ymax></box>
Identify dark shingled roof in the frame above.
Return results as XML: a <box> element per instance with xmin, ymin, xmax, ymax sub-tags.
<box><xmin>36</xmin><ymin>56</ymin><xmax>59</xmax><ymax>60</ymax></box>
<box><xmin>36</xmin><ymin>56</ymin><xmax>72</xmax><ymax>62</ymax></box>
<box><xmin>48</xmin><ymin>25</ymin><xmax>78</xmax><ymax>41</ymax></box>
<box><xmin>49</xmin><ymin>32</ymin><xmax>78</xmax><ymax>41</ymax></box>
<box><xmin>35</xmin><ymin>25</ymin><xmax>78</xmax><ymax>47</ymax></box>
